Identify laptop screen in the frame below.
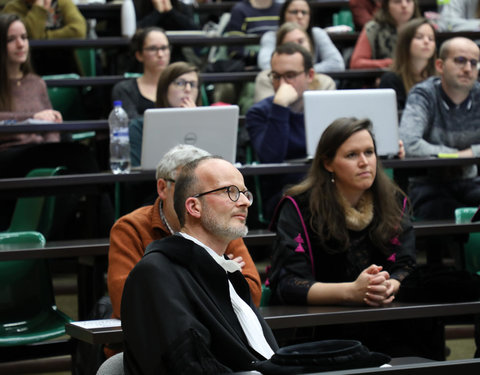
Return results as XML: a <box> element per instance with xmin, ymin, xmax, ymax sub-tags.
<box><xmin>141</xmin><ymin>105</ymin><xmax>239</xmax><ymax>169</ymax></box>
<box><xmin>303</xmin><ymin>89</ymin><xmax>399</xmax><ymax>158</ymax></box>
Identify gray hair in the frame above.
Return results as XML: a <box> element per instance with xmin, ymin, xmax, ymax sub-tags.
<box><xmin>155</xmin><ymin>144</ymin><xmax>211</xmax><ymax>180</ymax></box>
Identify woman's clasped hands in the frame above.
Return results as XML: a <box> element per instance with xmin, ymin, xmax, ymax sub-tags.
<box><xmin>355</xmin><ymin>264</ymin><xmax>400</xmax><ymax>307</ymax></box>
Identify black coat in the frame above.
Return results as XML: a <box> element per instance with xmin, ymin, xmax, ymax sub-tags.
<box><xmin>122</xmin><ymin>234</ymin><xmax>278</xmax><ymax>374</ymax></box>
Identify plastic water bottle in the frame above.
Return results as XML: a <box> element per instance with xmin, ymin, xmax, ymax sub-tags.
<box><xmin>121</xmin><ymin>0</ymin><xmax>136</xmax><ymax>38</ymax></box>
<box><xmin>108</xmin><ymin>101</ymin><xmax>131</xmax><ymax>174</ymax></box>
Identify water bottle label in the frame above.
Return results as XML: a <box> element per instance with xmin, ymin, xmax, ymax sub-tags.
<box><xmin>113</xmin><ymin>129</ymin><xmax>129</xmax><ymax>141</ymax></box>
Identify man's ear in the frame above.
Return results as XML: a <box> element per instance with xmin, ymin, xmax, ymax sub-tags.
<box><xmin>435</xmin><ymin>58</ymin><xmax>444</xmax><ymax>75</ymax></box>
<box><xmin>185</xmin><ymin>197</ymin><xmax>201</xmax><ymax>219</ymax></box>
<box><xmin>157</xmin><ymin>178</ymin><xmax>168</xmax><ymax>199</ymax></box>
<box><xmin>307</xmin><ymin>67</ymin><xmax>315</xmax><ymax>83</ymax></box>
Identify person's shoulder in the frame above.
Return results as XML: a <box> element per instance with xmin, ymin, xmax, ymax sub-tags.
<box><xmin>311</xmin><ymin>26</ymin><xmax>328</xmax><ymax>37</ymax></box>
<box><xmin>113</xmin><ymin>78</ymin><xmax>137</xmax><ymax>91</ymax></box>
<box><xmin>365</xmin><ymin>20</ymin><xmax>380</xmax><ymax>31</ymax></box>
<box><xmin>411</xmin><ymin>76</ymin><xmax>439</xmax><ymax>93</ymax></box>
<box><xmin>248</xmin><ymin>95</ymin><xmax>274</xmax><ymax>110</ymax></box>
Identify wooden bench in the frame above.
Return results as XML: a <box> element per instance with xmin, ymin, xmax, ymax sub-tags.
<box><xmin>65</xmin><ymin>300</ymin><xmax>480</xmax><ymax>345</ymax></box>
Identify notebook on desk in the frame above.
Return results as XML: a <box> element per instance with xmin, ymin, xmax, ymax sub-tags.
<box><xmin>141</xmin><ymin>106</ymin><xmax>239</xmax><ymax>170</ymax></box>
<box><xmin>303</xmin><ymin>89</ymin><xmax>400</xmax><ymax>159</ymax></box>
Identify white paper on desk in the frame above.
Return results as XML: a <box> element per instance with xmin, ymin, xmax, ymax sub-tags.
<box><xmin>71</xmin><ymin>319</ymin><xmax>121</xmax><ymax>329</ymax></box>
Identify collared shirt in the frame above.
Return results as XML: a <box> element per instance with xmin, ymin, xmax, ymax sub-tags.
<box><xmin>179</xmin><ymin>232</ymin><xmax>274</xmax><ymax>359</ymax></box>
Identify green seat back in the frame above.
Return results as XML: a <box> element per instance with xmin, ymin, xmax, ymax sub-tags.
<box><xmin>8</xmin><ymin>167</ymin><xmax>66</xmax><ymax>237</ymax></box>
<box><xmin>455</xmin><ymin>207</ymin><xmax>480</xmax><ymax>276</ymax></box>
<box><xmin>0</xmin><ymin>231</ymin><xmax>72</xmax><ymax>346</ymax></box>
<box><xmin>43</xmin><ymin>74</ymin><xmax>86</xmax><ymax>121</ymax></box>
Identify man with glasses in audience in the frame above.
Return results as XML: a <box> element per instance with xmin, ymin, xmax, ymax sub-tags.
<box><xmin>246</xmin><ymin>42</ymin><xmax>314</xmax><ymax>219</ymax></box>
<box><xmin>400</xmin><ymin>36</ymin><xmax>480</xmax><ymax>221</ymax></box>
<box><xmin>121</xmin><ymin>156</ymin><xmax>278</xmax><ymax>374</ymax></box>
<box><xmin>107</xmin><ymin>145</ymin><xmax>262</xmax><ymax>353</ymax></box>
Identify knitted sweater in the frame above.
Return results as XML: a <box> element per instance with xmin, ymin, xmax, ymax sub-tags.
<box><xmin>2</xmin><ymin>0</ymin><xmax>86</xmax><ymax>39</ymax></box>
<box><xmin>399</xmin><ymin>76</ymin><xmax>480</xmax><ymax>179</ymax></box>
<box><xmin>107</xmin><ymin>197</ymin><xmax>262</xmax><ymax>319</ymax></box>
<box><xmin>439</xmin><ymin>0</ymin><xmax>480</xmax><ymax>31</ymax></box>
<box><xmin>257</xmin><ymin>27</ymin><xmax>345</xmax><ymax>72</ymax></box>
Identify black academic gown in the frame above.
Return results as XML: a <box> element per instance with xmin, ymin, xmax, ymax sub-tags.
<box><xmin>121</xmin><ymin>234</ymin><xmax>279</xmax><ymax>375</ymax></box>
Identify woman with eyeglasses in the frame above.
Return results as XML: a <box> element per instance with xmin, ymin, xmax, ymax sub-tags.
<box><xmin>254</xmin><ymin>22</ymin><xmax>336</xmax><ymax>103</ymax></box>
<box><xmin>129</xmin><ymin>61</ymin><xmax>201</xmax><ymax>166</ymax></box>
<box><xmin>379</xmin><ymin>18</ymin><xmax>437</xmax><ymax>110</ymax></box>
<box><xmin>112</xmin><ymin>27</ymin><xmax>171</xmax><ymax>120</ymax></box>
<box><xmin>350</xmin><ymin>0</ymin><xmax>421</xmax><ymax>69</ymax></box>
<box><xmin>258</xmin><ymin>0</ymin><xmax>345</xmax><ymax>72</ymax></box>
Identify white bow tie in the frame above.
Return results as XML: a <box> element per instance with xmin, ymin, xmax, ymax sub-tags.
<box><xmin>216</xmin><ymin>256</ymin><xmax>242</xmax><ymax>273</ymax></box>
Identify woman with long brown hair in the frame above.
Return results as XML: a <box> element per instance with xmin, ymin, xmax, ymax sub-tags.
<box><xmin>350</xmin><ymin>0</ymin><xmax>421</xmax><ymax>69</ymax></box>
<box><xmin>380</xmin><ymin>18</ymin><xmax>436</xmax><ymax>110</ymax></box>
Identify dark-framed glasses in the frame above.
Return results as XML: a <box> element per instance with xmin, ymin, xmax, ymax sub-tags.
<box><xmin>143</xmin><ymin>45</ymin><xmax>170</xmax><ymax>54</ymax></box>
<box><xmin>451</xmin><ymin>56</ymin><xmax>480</xmax><ymax>70</ymax></box>
<box><xmin>192</xmin><ymin>185</ymin><xmax>253</xmax><ymax>204</ymax></box>
<box><xmin>268</xmin><ymin>70</ymin><xmax>305</xmax><ymax>82</ymax></box>
<box><xmin>287</xmin><ymin>9</ymin><xmax>309</xmax><ymax>16</ymax></box>
<box><xmin>172</xmin><ymin>79</ymin><xmax>199</xmax><ymax>90</ymax></box>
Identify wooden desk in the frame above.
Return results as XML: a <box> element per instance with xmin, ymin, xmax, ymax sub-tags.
<box><xmin>29</xmin><ymin>34</ymin><xmax>261</xmax><ymax>50</ymax></box>
<box><xmin>65</xmin><ymin>300</ymin><xmax>480</xmax><ymax>345</ymax></box>
<box><xmin>41</xmin><ymin>69</ymin><xmax>386</xmax><ymax>88</ymax></box>
<box><xmin>2</xmin><ymin>158</ymin><xmax>480</xmax><ymax>196</ymax></box>
<box><xmin>0</xmin><ymin>120</ymin><xmax>108</xmax><ymax>134</ymax></box>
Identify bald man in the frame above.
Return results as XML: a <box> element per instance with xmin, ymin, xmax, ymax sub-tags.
<box><xmin>400</xmin><ymin>37</ymin><xmax>480</xmax><ymax>220</ymax></box>
<box><xmin>121</xmin><ymin>156</ymin><xmax>278</xmax><ymax>374</ymax></box>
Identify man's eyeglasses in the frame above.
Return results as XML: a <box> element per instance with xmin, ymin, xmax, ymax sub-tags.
<box><xmin>143</xmin><ymin>45</ymin><xmax>170</xmax><ymax>54</ymax></box>
<box><xmin>172</xmin><ymin>79</ymin><xmax>199</xmax><ymax>90</ymax></box>
<box><xmin>451</xmin><ymin>56</ymin><xmax>480</xmax><ymax>70</ymax></box>
<box><xmin>165</xmin><ymin>178</ymin><xmax>176</xmax><ymax>183</ymax></box>
<box><xmin>287</xmin><ymin>9</ymin><xmax>309</xmax><ymax>16</ymax></box>
<box><xmin>192</xmin><ymin>185</ymin><xmax>253</xmax><ymax>204</ymax></box>
<box><xmin>268</xmin><ymin>70</ymin><xmax>305</xmax><ymax>82</ymax></box>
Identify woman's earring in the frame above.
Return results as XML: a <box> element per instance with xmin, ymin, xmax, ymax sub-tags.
<box><xmin>331</xmin><ymin>173</ymin><xmax>335</xmax><ymax>183</ymax></box>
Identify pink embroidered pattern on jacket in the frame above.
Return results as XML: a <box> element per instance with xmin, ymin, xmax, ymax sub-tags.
<box><xmin>387</xmin><ymin>253</ymin><xmax>396</xmax><ymax>262</ymax></box>
<box><xmin>294</xmin><ymin>234</ymin><xmax>305</xmax><ymax>253</ymax></box>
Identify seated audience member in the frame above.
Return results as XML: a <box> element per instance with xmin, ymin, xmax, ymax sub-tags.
<box><xmin>379</xmin><ymin>18</ymin><xmax>436</xmax><ymax>111</ymax></box>
<box><xmin>121</xmin><ymin>156</ymin><xmax>278</xmax><ymax>373</ymax></box>
<box><xmin>2</xmin><ymin>0</ymin><xmax>87</xmax><ymax>74</ymax></box>
<box><xmin>255</xmin><ymin>22</ymin><xmax>336</xmax><ymax>103</ymax></box>
<box><xmin>112</xmin><ymin>27</ymin><xmax>170</xmax><ymax>120</ymax></box>
<box><xmin>349</xmin><ymin>0</ymin><xmax>381</xmax><ymax>30</ymax></box>
<box><xmin>224</xmin><ymin>0</ymin><xmax>281</xmax><ymax>66</ymax></box>
<box><xmin>269</xmin><ymin>117</ymin><xmax>414</xmax><ymax>306</ymax></box>
<box><xmin>108</xmin><ymin>145</ymin><xmax>262</xmax><ymax>331</ymax></box>
<box><xmin>0</xmin><ymin>14</ymin><xmax>61</xmax><ymax>130</ymax></box>
<box><xmin>350</xmin><ymin>0</ymin><xmax>420</xmax><ymax>69</ymax></box>
<box><xmin>129</xmin><ymin>61</ymin><xmax>201</xmax><ymax>167</ymax></box>
<box><xmin>134</xmin><ymin>0</ymin><xmax>198</xmax><ymax>30</ymax></box>
<box><xmin>400</xmin><ymin>37</ymin><xmax>480</xmax><ymax>220</ymax></box>
<box><xmin>268</xmin><ymin>117</ymin><xmax>446</xmax><ymax>359</ymax></box>
<box><xmin>2</xmin><ymin>0</ymin><xmax>86</xmax><ymax>39</ymax></box>
<box><xmin>0</xmin><ymin>14</ymin><xmax>113</xmax><ymax>236</ymax></box>
<box><xmin>246</xmin><ymin>42</ymin><xmax>313</xmax><ymax>219</ymax></box>
<box><xmin>438</xmin><ymin>0</ymin><xmax>480</xmax><ymax>31</ymax></box>
<box><xmin>258</xmin><ymin>0</ymin><xmax>344</xmax><ymax>72</ymax></box>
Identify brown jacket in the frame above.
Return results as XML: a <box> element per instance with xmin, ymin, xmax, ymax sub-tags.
<box><xmin>107</xmin><ymin>197</ymin><xmax>262</xmax><ymax>321</ymax></box>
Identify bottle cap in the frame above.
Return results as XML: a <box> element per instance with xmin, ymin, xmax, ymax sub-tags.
<box><xmin>113</xmin><ymin>100</ymin><xmax>122</xmax><ymax>107</ymax></box>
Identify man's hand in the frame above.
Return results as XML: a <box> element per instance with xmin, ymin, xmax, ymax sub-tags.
<box><xmin>272</xmin><ymin>82</ymin><xmax>299</xmax><ymax>107</ymax></box>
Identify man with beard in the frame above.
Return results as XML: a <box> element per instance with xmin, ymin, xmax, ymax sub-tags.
<box><xmin>121</xmin><ymin>156</ymin><xmax>278</xmax><ymax>374</ymax></box>
<box><xmin>400</xmin><ymin>36</ymin><xmax>480</xmax><ymax>220</ymax></box>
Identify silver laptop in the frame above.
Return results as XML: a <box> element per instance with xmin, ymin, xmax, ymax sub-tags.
<box><xmin>303</xmin><ymin>89</ymin><xmax>399</xmax><ymax>159</ymax></box>
<box><xmin>141</xmin><ymin>106</ymin><xmax>239</xmax><ymax>169</ymax></box>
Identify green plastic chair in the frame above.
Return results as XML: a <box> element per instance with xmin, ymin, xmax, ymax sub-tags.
<box><xmin>0</xmin><ymin>231</ymin><xmax>72</xmax><ymax>346</ymax></box>
<box><xmin>8</xmin><ymin>167</ymin><xmax>66</xmax><ymax>237</ymax></box>
<box><xmin>454</xmin><ymin>207</ymin><xmax>480</xmax><ymax>276</ymax></box>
